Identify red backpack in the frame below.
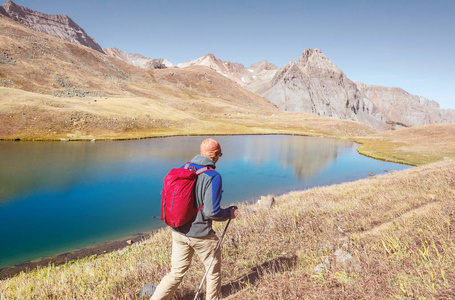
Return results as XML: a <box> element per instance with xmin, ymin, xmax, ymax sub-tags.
<box><xmin>161</xmin><ymin>162</ymin><xmax>212</xmax><ymax>227</ymax></box>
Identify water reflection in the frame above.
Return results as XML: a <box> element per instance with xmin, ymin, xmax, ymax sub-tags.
<box><xmin>223</xmin><ymin>135</ymin><xmax>353</xmax><ymax>179</ymax></box>
<box><xmin>0</xmin><ymin>139</ymin><xmax>193</xmax><ymax>203</ymax></box>
<box><xmin>0</xmin><ymin>136</ymin><xmax>349</xmax><ymax>203</ymax></box>
<box><xmin>0</xmin><ymin>135</ymin><xmax>410</xmax><ymax>268</ymax></box>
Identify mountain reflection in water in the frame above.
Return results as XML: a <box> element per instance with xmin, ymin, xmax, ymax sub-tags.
<box><xmin>0</xmin><ymin>135</ymin><xmax>410</xmax><ymax>269</ymax></box>
<box><xmin>0</xmin><ymin>136</ymin><xmax>349</xmax><ymax>203</ymax></box>
<box><xmin>0</xmin><ymin>136</ymin><xmax>346</xmax><ymax>203</ymax></box>
<box><xmin>227</xmin><ymin>135</ymin><xmax>351</xmax><ymax>179</ymax></box>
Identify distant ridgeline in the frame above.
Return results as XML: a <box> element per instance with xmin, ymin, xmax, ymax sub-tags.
<box><xmin>0</xmin><ymin>0</ymin><xmax>104</xmax><ymax>53</ymax></box>
<box><xmin>1</xmin><ymin>0</ymin><xmax>454</xmax><ymax>131</ymax></box>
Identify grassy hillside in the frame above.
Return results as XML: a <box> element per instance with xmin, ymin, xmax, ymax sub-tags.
<box><xmin>0</xmin><ymin>87</ymin><xmax>377</xmax><ymax>140</ymax></box>
<box><xmin>355</xmin><ymin>124</ymin><xmax>455</xmax><ymax>166</ymax></box>
<box><xmin>0</xmin><ymin>14</ymin><xmax>151</xmax><ymax>97</ymax></box>
<box><xmin>1</xmin><ymin>15</ymin><xmax>378</xmax><ymax>141</ymax></box>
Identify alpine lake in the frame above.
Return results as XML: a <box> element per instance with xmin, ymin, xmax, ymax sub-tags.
<box><xmin>0</xmin><ymin>135</ymin><xmax>411</xmax><ymax>270</ymax></box>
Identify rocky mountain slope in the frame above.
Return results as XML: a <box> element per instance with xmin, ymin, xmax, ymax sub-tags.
<box><xmin>175</xmin><ymin>50</ymin><xmax>454</xmax><ymax>130</ymax></box>
<box><xmin>103</xmin><ymin>47</ymin><xmax>174</xmax><ymax>69</ymax></box>
<box><xmin>177</xmin><ymin>53</ymin><xmax>278</xmax><ymax>87</ymax></box>
<box><xmin>1</xmin><ymin>1</ymin><xmax>452</xmax><ymax>131</ymax></box>
<box><xmin>0</xmin><ymin>13</ymin><xmax>378</xmax><ymax>141</ymax></box>
<box><xmin>0</xmin><ymin>13</ymin><xmax>277</xmax><ymax>111</ymax></box>
<box><xmin>0</xmin><ymin>13</ymin><xmax>147</xmax><ymax>97</ymax></box>
<box><xmin>246</xmin><ymin>49</ymin><xmax>390</xmax><ymax>130</ymax></box>
<box><xmin>245</xmin><ymin>48</ymin><xmax>455</xmax><ymax>130</ymax></box>
<box><xmin>0</xmin><ymin>0</ymin><xmax>104</xmax><ymax>54</ymax></box>
<box><xmin>356</xmin><ymin>82</ymin><xmax>455</xmax><ymax>127</ymax></box>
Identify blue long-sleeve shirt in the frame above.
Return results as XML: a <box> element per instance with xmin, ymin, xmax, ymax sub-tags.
<box><xmin>172</xmin><ymin>155</ymin><xmax>231</xmax><ymax>237</ymax></box>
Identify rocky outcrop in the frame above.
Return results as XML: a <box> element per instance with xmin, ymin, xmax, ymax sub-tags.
<box><xmin>0</xmin><ymin>0</ymin><xmax>104</xmax><ymax>54</ymax></box>
<box><xmin>357</xmin><ymin>82</ymin><xmax>455</xmax><ymax>127</ymax></box>
<box><xmin>177</xmin><ymin>53</ymin><xmax>278</xmax><ymax>87</ymax></box>
<box><xmin>247</xmin><ymin>49</ymin><xmax>390</xmax><ymax>130</ymax></box>
<box><xmin>244</xmin><ymin>48</ymin><xmax>455</xmax><ymax>130</ymax></box>
<box><xmin>245</xmin><ymin>60</ymin><xmax>279</xmax><ymax>90</ymax></box>
<box><xmin>103</xmin><ymin>47</ymin><xmax>174</xmax><ymax>69</ymax></box>
<box><xmin>439</xmin><ymin>109</ymin><xmax>455</xmax><ymax>124</ymax></box>
<box><xmin>177</xmin><ymin>53</ymin><xmax>250</xmax><ymax>86</ymax></box>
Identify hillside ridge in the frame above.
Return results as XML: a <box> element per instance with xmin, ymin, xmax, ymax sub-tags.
<box><xmin>0</xmin><ymin>0</ymin><xmax>104</xmax><ymax>53</ymax></box>
<box><xmin>1</xmin><ymin>1</ymin><xmax>454</xmax><ymax>134</ymax></box>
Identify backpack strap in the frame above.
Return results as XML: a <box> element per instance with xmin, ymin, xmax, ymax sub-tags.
<box><xmin>184</xmin><ymin>162</ymin><xmax>213</xmax><ymax>175</ymax></box>
<box><xmin>196</xmin><ymin>166</ymin><xmax>212</xmax><ymax>175</ymax></box>
<box><xmin>189</xmin><ymin>164</ymin><xmax>213</xmax><ymax>212</ymax></box>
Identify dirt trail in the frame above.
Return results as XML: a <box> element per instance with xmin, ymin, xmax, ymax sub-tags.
<box><xmin>221</xmin><ymin>201</ymin><xmax>444</xmax><ymax>299</ymax></box>
<box><xmin>351</xmin><ymin>201</ymin><xmax>441</xmax><ymax>238</ymax></box>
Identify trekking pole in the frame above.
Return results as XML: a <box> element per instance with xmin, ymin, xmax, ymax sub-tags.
<box><xmin>194</xmin><ymin>209</ymin><xmax>235</xmax><ymax>300</ymax></box>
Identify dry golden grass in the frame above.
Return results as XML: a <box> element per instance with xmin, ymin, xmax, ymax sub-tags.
<box><xmin>231</xmin><ymin>158</ymin><xmax>455</xmax><ymax>299</ymax></box>
<box><xmin>355</xmin><ymin>124</ymin><xmax>455</xmax><ymax>166</ymax></box>
<box><xmin>0</xmin><ymin>87</ymin><xmax>376</xmax><ymax>140</ymax></box>
<box><xmin>0</xmin><ymin>14</ymin><xmax>154</xmax><ymax>97</ymax></box>
<box><xmin>1</xmin><ymin>158</ymin><xmax>453</xmax><ymax>299</ymax></box>
<box><xmin>1</xmin><ymin>15</ymin><xmax>378</xmax><ymax>142</ymax></box>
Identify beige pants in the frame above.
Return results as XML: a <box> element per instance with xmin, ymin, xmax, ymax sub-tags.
<box><xmin>151</xmin><ymin>231</ymin><xmax>221</xmax><ymax>300</ymax></box>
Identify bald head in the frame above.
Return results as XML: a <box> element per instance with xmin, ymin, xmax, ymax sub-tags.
<box><xmin>200</xmin><ymin>138</ymin><xmax>222</xmax><ymax>160</ymax></box>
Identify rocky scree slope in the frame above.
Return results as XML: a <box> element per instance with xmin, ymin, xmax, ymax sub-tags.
<box><xmin>247</xmin><ymin>49</ymin><xmax>391</xmax><ymax>130</ymax></box>
<box><xmin>0</xmin><ymin>0</ymin><xmax>104</xmax><ymax>54</ymax></box>
<box><xmin>179</xmin><ymin>50</ymin><xmax>455</xmax><ymax>131</ymax></box>
<box><xmin>356</xmin><ymin>82</ymin><xmax>455</xmax><ymax>127</ymax></box>
<box><xmin>246</xmin><ymin>48</ymin><xmax>455</xmax><ymax>130</ymax></box>
<box><xmin>177</xmin><ymin>53</ymin><xmax>279</xmax><ymax>87</ymax></box>
<box><xmin>103</xmin><ymin>47</ymin><xmax>174</xmax><ymax>69</ymax></box>
<box><xmin>2</xmin><ymin>0</ymin><xmax>453</xmax><ymax>131</ymax></box>
<box><xmin>0</xmin><ymin>13</ymin><xmax>153</xmax><ymax>97</ymax></box>
<box><xmin>0</xmin><ymin>14</ymin><xmax>278</xmax><ymax>112</ymax></box>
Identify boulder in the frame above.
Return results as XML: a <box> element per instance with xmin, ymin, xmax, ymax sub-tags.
<box><xmin>313</xmin><ymin>247</ymin><xmax>361</xmax><ymax>273</ymax></box>
<box><xmin>258</xmin><ymin>195</ymin><xmax>275</xmax><ymax>209</ymax></box>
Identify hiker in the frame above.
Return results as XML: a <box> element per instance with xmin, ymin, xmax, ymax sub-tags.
<box><xmin>151</xmin><ymin>138</ymin><xmax>238</xmax><ymax>300</ymax></box>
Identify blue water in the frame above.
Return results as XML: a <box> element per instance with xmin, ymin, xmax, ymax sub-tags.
<box><xmin>0</xmin><ymin>135</ymin><xmax>410</xmax><ymax>268</ymax></box>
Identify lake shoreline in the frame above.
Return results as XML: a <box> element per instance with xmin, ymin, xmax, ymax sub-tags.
<box><xmin>0</xmin><ymin>132</ymin><xmax>324</xmax><ymax>142</ymax></box>
<box><xmin>0</xmin><ymin>232</ymin><xmax>154</xmax><ymax>279</ymax></box>
<box><xmin>0</xmin><ymin>135</ymin><xmax>413</xmax><ymax>280</ymax></box>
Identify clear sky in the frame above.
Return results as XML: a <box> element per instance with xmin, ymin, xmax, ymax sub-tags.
<box><xmin>11</xmin><ymin>0</ymin><xmax>455</xmax><ymax>109</ymax></box>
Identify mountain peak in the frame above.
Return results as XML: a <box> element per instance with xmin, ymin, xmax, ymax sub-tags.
<box><xmin>295</xmin><ymin>48</ymin><xmax>341</xmax><ymax>75</ymax></box>
<box><xmin>203</xmin><ymin>53</ymin><xmax>217</xmax><ymax>60</ymax></box>
<box><xmin>103</xmin><ymin>47</ymin><xmax>174</xmax><ymax>69</ymax></box>
<box><xmin>1</xmin><ymin>0</ymin><xmax>17</xmax><ymax>13</ymax></box>
<box><xmin>249</xmin><ymin>60</ymin><xmax>278</xmax><ymax>71</ymax></box>
<box><xmin>177</xmin><ymin>54</ymin><xmax>272</xmax><ymax>86</ymax></box>
<box><xmin>0</xmin><ymin>0</ymin><xmax>104</xmax><ymax>54</ymax></box>
<box><xmin>298</xmin><ymin>48</ymin><xmax>327</xmax><ymax>61</ymax></box>
<box><xmin>248</xmin><ymin>49</ymin><xmax>391</xmax><ymax>129</ymax></box>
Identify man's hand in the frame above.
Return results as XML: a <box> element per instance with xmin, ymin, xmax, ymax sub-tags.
<box><xmin>229</xmin><ymin>206</ymin><xmax>238</xmax><ymax>219</ymax></box>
